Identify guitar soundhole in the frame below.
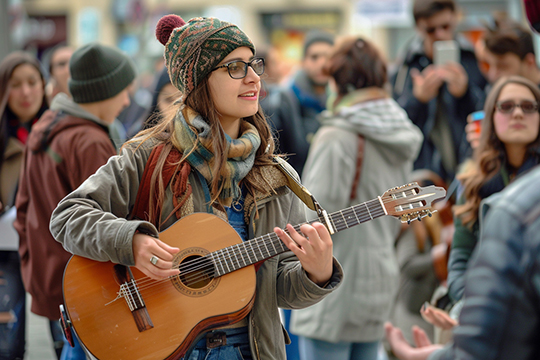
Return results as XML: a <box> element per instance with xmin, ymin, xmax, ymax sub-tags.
<box><xmin>179</xmin><ymin>255</ymin><xmax>213</xmax><ymax>289</ymax></box>
<box><xmin>171</xmin><ymin>248</ymin><xmax>220</xmax><ymax>297</ymax></box>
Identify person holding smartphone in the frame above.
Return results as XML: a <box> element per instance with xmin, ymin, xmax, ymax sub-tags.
<box><xmin>390</xmin><ymin>0</ymin><xmax>487</xmax><ymax>186</ymax></box>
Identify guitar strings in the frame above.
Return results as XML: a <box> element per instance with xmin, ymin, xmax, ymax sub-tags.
<box><xmin>124</xmin><ymin>201</ymin><xmax>389</xmax><ymax>297</ymax></box>
<box><xmin>118</xmin><ymin>191</ymin><xmax>419</xmax><ymax>297</ymax></box>
<box><xmin>120</xmin><ymin>194</ymin><xmax>412</xmax><ymax>294</ymax></box>
<box><xmin>134</xmin><ymin>198</ymin><xmax>385</xmax><ymax>288</ymax></box>
<box><xmin>117</xmin><ymin>189</ymin><xmax>428</xmax><ymax>298</ymax></box>
<box><xmin>127</xmin><ymin>205</ymin><xmax>388</xmax><ymax>301</ymax></box>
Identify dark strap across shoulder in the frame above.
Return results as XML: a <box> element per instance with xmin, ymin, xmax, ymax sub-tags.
<box><xmin>350</xmin><ymin>135</ymin><xmax>365</xmax><ymax>201</ymax></box>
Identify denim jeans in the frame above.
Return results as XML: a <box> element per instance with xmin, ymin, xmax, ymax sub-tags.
<box><xmin>185</xmin><ymin>327</ymin><xmax>252</xmax><ymax>360</ymax></box>
<box><xmin>298</xmin><ymin>336</ymin><xmax>380</xmax><ymax>360</ymax></box>
<box><xmin>0</xmin><ymin>251</ymin><xmax>26</xmax><ymax>360</ymax></box>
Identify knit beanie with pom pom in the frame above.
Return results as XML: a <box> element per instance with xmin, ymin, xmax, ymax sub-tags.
<box><xmin>155</xmin><ymin>15</ymin><xmax>255</xmax><ymax>96</ymax></box>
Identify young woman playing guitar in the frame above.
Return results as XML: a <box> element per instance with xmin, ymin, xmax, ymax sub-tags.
<box><xmin>50</xmin><ymin>14</ymin><xmax>343</xmax><ymax>360</ymax></box>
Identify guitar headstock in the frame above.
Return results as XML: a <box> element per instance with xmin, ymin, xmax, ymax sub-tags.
<box><xmin>381</xmin><ymin>182</ymin><xmax>446</xmax><ymax>224</ymax></box>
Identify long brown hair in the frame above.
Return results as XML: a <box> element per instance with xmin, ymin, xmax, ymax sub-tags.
<box><xmin>454</xmin><ymin>76</ymin><xmax>540</xmax><ymax>226</ymax></box>
<box><xmin>125</xmin><ymin>74</ymin><xmax>276</xmax><ymax>225</ymax></box>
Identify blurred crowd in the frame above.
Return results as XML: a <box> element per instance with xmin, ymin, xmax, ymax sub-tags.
<box><xmin>1</xmin><ymin>0</ymin><xmax>540</xmax><ymax>359</ymax></box>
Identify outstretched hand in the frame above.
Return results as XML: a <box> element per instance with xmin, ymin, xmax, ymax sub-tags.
<box><xmin>421</xmin><ymin>303</ymin><xmax>458</xmax><ymax>330</ymax></box>
<box><xmin>274</xmin><ymin>222</ymin><xmax>333</xmax><ymax>287</ymax></box>
<box><xmin>133</xmin><ymin>233</ymin><xmax>181</xmax><ymax>280</ymax></box>
<box><xmin>385</xmin><ymin>322</ymin><xmax>443</xmax><ymax>360</ymax></box>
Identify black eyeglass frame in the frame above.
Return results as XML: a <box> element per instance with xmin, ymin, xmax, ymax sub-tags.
<box><xmin>495</xmin><ymin>100</ymin><xmax>540</xmax><ymax>114</ymax></box>
<box><xmin>425</xmin><ymin>23</ymin><xmax>452</xmax><ymax>34</ymax></box>
<box><xmin>212</xmin><ymin>58</ymin><xmax>265</xmax><ymax>79</ymax></box>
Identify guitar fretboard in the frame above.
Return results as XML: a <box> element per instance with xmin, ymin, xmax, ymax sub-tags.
<box><xmin>209</xmin><ymin>198</ymin><xmax>385</xmax><ymax>277</ymax></box>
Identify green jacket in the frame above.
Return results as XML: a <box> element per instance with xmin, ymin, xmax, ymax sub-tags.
<box><xmin>50</xmin><ymin>138</ymin><xmax>343</xmax><ymax>360</ymax></box>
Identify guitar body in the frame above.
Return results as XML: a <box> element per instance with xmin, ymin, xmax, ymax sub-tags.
<box><xmin>62</xmin><ymin>213</ymin><xmax>256</xmax><ymax>360</ymax></box>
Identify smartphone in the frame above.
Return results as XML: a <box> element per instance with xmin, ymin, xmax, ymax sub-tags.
<box><xmin>469</xmin><ymin>110</ymin><xmax>484</xmax><ymax>134</ymax></box>
<box><xmin>433</xmin><ymin>40</ymin><xmax>460</xmax><ymax>66</ymax></box>
<box><xmin>470</xmin><ymin>110</ymin><xmax>484</xmax><ymax>122</ymax></box>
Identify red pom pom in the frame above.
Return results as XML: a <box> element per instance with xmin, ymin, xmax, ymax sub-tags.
<box><xmin>156</xmin><ymin>14</ymin><xmax>186</xmax><ymax>45</ymax></box>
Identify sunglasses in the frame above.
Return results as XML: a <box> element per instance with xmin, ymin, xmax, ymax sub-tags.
<box><xmin>495</xmin><ymin>100</ymin><xmax>539</xmax><ymax>114</ymax></box>
<box><xmin>425</xmin><ymin>23</ymin><xmax>451</xmax><ymax>34</ymax></box>
<box><xmin>212</xmin><ymin>58</ymin><xmax>265</xmax><ymax>79</ymax></box>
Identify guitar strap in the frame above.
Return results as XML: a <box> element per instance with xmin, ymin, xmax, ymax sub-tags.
<box><xmin>274</xmin><ymin>158</ymin><xmax>336</xmax><ymax>234</ymax></box>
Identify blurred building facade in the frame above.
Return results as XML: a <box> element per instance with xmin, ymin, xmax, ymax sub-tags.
<box><xmin>2</xmin><ymin>0</ymin><xmax>532</xmax><ymax>83</ymax></box>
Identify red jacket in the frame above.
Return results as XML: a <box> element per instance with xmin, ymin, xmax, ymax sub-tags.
<box><xmin>14</xmin><ymin>105</ymin><xmax>116</xmax><ymax>320</ymax></box>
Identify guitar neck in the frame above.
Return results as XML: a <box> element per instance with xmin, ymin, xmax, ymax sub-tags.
<box><xmin>210</xmin><ymin>197</ymin><xmax>386</xmax><ymax>277</ymax></box>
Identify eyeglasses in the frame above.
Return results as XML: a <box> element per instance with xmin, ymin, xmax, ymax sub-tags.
<box><xmin>495</xmin><ymin>100</ymin><xmax>539</xmax><ymax>114</ymax></box>
<box><xmin>212</xmin><ymin>58</ymin><xmax>265</xmax><ymax>79</ymax></box>
<box><xmin>425</xmin><ymin>23</ymin><xmax>451</xmax><ymax>34</ymax></box>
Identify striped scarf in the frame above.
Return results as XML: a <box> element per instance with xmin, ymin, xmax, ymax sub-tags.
<box><xmin>174</xmin><ymin>108</ymin><xmax>261</xmax><ymax>206</ymax></box>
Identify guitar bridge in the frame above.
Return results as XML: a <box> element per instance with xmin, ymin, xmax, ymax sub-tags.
<box><xmin>114</xmin><ymin>265</ymin><xmax>154</xmax><ymax>332</ymax></box>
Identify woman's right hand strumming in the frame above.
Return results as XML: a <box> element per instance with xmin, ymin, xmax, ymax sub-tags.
<box><xmin>133</xmin><ymin>233</ymin><xmax>180</xmax><ymax>280</ymax></box>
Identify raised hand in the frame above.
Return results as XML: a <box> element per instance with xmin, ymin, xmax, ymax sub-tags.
<box><xmin>411</xmin><ymin>66</ymin><xmax>444</xmax><ymax>103</ymax></box>
<box><xmin>274</xmin><ymin>222</ymin><xmax>333</xmax><ymax>287</ymax></box>
<box><xmin>438</xmin><ymin>62</ymin><xmax>469</xmax><ymax>98</ymax></box>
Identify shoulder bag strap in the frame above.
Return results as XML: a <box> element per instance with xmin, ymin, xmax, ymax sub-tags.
<box><xmin>350</xmin><ymin>135</ymin><xmax>365</xmax><ymax>201</ymax></box>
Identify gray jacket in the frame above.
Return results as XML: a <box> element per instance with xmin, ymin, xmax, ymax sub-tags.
<box><xmin>50</xmin><ymin>138</ymin><xmax>343</xmax><ymax>360</ymax></box>
<box><xmin>291</xmin><ymin>95</ymin><xmax>423</xmax><ymax>342</ymax></box>
<box><xmin>430</xmin><ymin>165</ymin><xmax>540</xmax><ymax>360</ymax></box>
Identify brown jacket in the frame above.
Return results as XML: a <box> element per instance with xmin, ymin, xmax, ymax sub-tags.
<box><xmin>0</xmin><ymin>138</ymin><xmax>24</xmax><ymax>209</ymax></box>
<box><xmin>14</xmin><ymin>95</ymin><xmax>117</xmax><ymax>320</ymax></box>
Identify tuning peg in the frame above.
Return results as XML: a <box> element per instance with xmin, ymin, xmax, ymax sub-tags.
<box><xmin>427</xmin><ymin>210</ymin><xmax>432</xmax><ymax>217</ymax></box>
<box><xmin>417</xmin><ymin>214</ymin><xmax>422</xmax><ymax>222</ymax></box>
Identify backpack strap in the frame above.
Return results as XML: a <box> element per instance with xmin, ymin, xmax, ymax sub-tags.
<box><xmin>349</xmin><ymin>135</ymin><xmax>365</xmax><ymax>201</ymax></box>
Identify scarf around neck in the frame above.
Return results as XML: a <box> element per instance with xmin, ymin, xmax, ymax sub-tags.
<box><xmin>174</xmin><ymin>108</ymin><xmax>261</xmax><ymax>206</ymax></box>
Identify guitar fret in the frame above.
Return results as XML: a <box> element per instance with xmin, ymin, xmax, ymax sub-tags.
<box><xmin>248</xmin><ymin>241</ymin><xmax>257</xmax><ymax>264</ymax></box>
<box><xmin>231</xmin><ymin>246</ymin><xmax>240</xmax><ymax>271</ymax></box>
<box><xmin>352</xmin><ymin>206</ymin><xmax>361</xmax><ymax>224</ymax></box>
<box><xmin>339</xmin><ymin>211</ymin><xmax>348</xmax><ymax>228</ymax></box>
<box><xmin>364</xmin><ymin>202</ymin><xmax>373</xmax><ymax>220</ymax></box>
<box><xmin>255</xmin><ymin>241</ymin><xmax>264</xmax><ymax>261</ymax></box>
<box><xmin>269</xmin><ymin>234</ymin><xmax>278</xmax><ymax>255</ymax></box>
<box><xmin>262</xmin><ymin>239</ymin><xmax>271</xmax><ymax>258</ymax></box>
<box><xmin>226</xmin><ymin>246</ymin><xmax>237</xmax><ymax>271</ymax></box>
<box><xmin>211</xmin><ymin>252</ymin><xmax>224</xmax><ymax>277</ymax></box>
<box><xmin>237</xmin><ymin>244</ymin><xmax>247</xmax><ymax>267</ymax></box>
<box><xmin>220</xmin><ymin>249</ymin><xmax>232</xmax><ymax>273</ymax></box>
<box><xmin>276</xmin><ymin>234</ymin><xmax>287</xmax><ymax>252</ymax></box>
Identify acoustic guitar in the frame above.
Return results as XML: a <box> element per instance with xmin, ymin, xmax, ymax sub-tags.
<box><xmin>61</xmin><ymin>182</ymin><xmax>445</xmax><ymax>360</ymax></box>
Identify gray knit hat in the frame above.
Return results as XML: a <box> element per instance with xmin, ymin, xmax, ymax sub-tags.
<box><xmin>68</xmin><ymin>43</ymin><xmax>137</xmax><ymax>103</ymax></box>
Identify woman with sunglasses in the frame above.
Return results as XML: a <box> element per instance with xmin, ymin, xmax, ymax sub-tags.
<box><xmin>50</xmin><ymin>15</ymin><xmax>342</xmax><ymax>360</ymax></box>
<box><xmin>446</xmin><ymin>75</ymin><xmax>540</xmax><ymax>305</ymax></box>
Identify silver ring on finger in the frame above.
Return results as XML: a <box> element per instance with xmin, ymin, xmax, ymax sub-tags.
<box><xmin>150</xmin><ymin>255</ymin><xmax>159</xmax><ymax>266</ymax></box>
